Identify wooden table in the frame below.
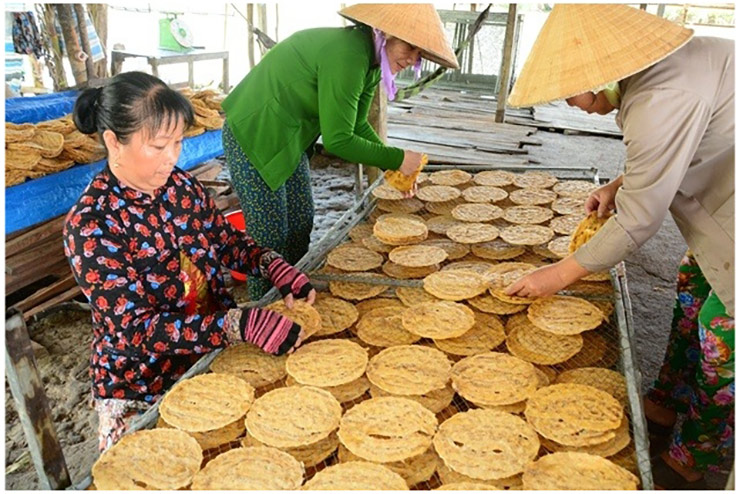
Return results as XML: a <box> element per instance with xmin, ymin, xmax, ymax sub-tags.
<box><xmin>110</xmin><ymin>48</ymin><xmax>229</xmax><ymax>91</ymax></box>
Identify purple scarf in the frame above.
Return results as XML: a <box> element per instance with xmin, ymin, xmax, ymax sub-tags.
<box><xmin>373</xmin><ymin>28</ymin><xmax>422</xmax><ymax>100</ymax></box>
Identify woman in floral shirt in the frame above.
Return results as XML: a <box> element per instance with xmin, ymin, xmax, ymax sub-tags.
<box><xmin>63</xmin><ymin>71</ymin><xmax>316</xmax><ymax>451</ymax></box>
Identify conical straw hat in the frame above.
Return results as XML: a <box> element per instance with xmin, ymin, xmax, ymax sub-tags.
<box><xmin>508</xmin><ymin>4</ymin><xmax>693</xmax><ymax>108</ymax></box>
<box><xmin>339</xmin><ymin>3</ymin><xmax>459</xmax><ymax>69</ymax></box>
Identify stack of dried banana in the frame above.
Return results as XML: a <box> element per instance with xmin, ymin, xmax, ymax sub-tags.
<box><xmin>180</xmin><ymin>88</ymin><xmax>225</xmax><ymax>137</ymax></box>
<box><xmin>5</xmin><ymin>118</ymin><xmax>105</xmax><ymax>187</ymax></box>
<box><xmin>5</xmin><ymin>88</ymin><xmax>226</xmax><ymax>188</ymax></box>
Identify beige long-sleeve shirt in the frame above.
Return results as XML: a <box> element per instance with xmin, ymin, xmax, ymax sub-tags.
<box><xmin>574</xmin><ymin>37</ymin><xmax>734</xmax><ymax>316</ymax></box>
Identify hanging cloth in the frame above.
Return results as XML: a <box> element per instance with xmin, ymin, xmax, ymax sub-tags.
<box><xmin>12</xmin><ymin>12</ymin><xmax>43</xmax><ymax>58</ymax></box>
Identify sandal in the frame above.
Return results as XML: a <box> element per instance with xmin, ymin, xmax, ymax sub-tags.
<box><xmin>652</xmin><ymin>455</ymin><xmax>708</xmax><ymax>490</ymax></box>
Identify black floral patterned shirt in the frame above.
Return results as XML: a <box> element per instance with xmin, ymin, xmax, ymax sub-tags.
<box><xmin>63</xmin><ymin>166</ymin><xmax>267</xmax><ymax>402</ymax></box>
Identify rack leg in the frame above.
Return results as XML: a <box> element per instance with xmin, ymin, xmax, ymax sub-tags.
<box><xmin>5</xmin><ymin>309</ymin><xmax>71</xmax><ymax>489</ymax></box>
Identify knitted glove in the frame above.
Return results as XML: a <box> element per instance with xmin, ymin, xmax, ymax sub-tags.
<box><xmin>260</xmin><ymin>252</ymin><xmax>313</xmax><ymax>299</ymax></box>
<box><xmin>225</xmin><ymin>308</ymin><xmax>301</xmax><ymax>355</ymax></box>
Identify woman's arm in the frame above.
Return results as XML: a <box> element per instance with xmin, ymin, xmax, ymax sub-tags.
<box><xmin>317</xmin><ymin>50</ymin><xmax>404</xmax><ymax>169</ymax></box>
<box><xmin>509</xmin><ymin>89</ymin><xmax>712</xmax><ymax>297</ymax></box>
<box><xmin>64</xmin><ymin>207</ymin><xmax>303</xmax><ymax>356</ymax></box>
<box><xmin>574</xmin><ymin>88</ymin><xmax>711</xmax><ymax>272</ymax></box>
<box><xmin>191</xmin><ymin>176</ymin><xmax>315</xmax><ymax>305</ymax></box>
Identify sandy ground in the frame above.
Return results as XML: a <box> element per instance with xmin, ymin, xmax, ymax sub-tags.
<box><xmin>4</xmin><ymin>130</ymin><xmax>730</xmax><ymax>489</ymax></box>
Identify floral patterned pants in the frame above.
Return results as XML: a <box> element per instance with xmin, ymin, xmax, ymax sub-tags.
<box><xmin>647</xmin><ymin>253</ymin><xmax>734</xmax><ymax>472</ymax></box>
<box><xmin>222</xmin><ymin>121</ymin><xmax>315</xmax><ymax>301</ymax></box>
<box><xmin>95</xmin><ymin>398</ymin><xmax>152</xmax><ymax>452</ymax></box>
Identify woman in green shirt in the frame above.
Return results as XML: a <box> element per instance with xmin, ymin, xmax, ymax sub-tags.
<box><xmin>221</xmin><ymin>4</ymin><xmax>458</xmax><ymax>299</ymax></box>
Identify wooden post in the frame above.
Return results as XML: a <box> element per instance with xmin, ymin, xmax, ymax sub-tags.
<box><xmin>28</xmin><ymin>55</ymin><xmax>45</xmax><ymax>88</ymax></box>
<box><xmin>40</xmin><ymin>5</ymin><xmax>68</xmax><ymax>90</ymax></box>
<box><xmin>5</xmin><ymin>310</ymin><xmax>71</xmax><ymax>490</ymax></box>
<box><xmin>466</xmin><ymin>4</ymin><xmax>476</xmax><ymax>74</ymax></box>
<box><xmin>247</xmin><ymin>4</ymin><xmax>255</xmax><ymax>69</ymax></box>
<box><xmin>223</xmin><ymin>56</ymin><xmax>230</xmax><ymax>93</ymax></box>
<box><xmin>256</xmin><ymin>3</ymin><xmax>268</xmax><ymax>57</ymax></box>
<box><xmin>88</xmin><ymin>4</ymin><xmax>108</xmax><ymax>79</ymax></box>
<box><xmin>55</xmin><ymin>4</ymin><xmax>87</xmax><ymax>85</ymax></box>
<box><xmin>274</xmin><ymin>4</ymin><xmax>279</xmax><ymax>42</ymax></box>
<box><xmin>656</xmin><ymin>4</ymin><xmax>666</xmax><ymax>17</ymax></box>
<box><xmin>73</xmin><ymin>4</ymin><xmax>96</xmax><ymax>82</ymax></box>
<box><xmin>364</xmin><ymin>85</ymin><xmax>388</xmax><ymax>189</ymax></box>
<box><xmin>639</xmin><ymin>4</ymin><xmax>648</xmax><ymax>10</ymax></box>
<box><xmin>495</xmin><ymin>4</ymin><xmax>517</xmax><ymax>123</ymax></box>
<box><xmin>257</xmin><ymin>4</ymin><xmax>268</xmax><ymax>40</ymax></box>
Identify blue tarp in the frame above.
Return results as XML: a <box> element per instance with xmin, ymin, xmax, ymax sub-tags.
<box><xmin>5</xmin><ymin>90</ymin><xmax>79</xmax><ymax>123</ymax></box>
<box><xmin>5</xmin><ymin>92</ymin><xmax>225</xmax><ymax>234</ymax></box>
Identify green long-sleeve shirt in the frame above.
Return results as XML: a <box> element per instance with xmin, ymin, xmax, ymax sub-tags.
<box><xmin>222</xmin><ymin>26</ymin><xmax>405</xmax><ymax>191</ymax></box>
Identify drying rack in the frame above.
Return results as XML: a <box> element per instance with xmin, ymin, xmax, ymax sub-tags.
<box><xmin>72</xmin><ymin>164</ymin><xmax>653</xmax><ymax>490</ymax></box>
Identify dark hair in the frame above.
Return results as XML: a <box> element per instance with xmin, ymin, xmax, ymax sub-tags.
<box><xmin>73</xmin><ymin>71</ymin><xmax>195</xmax><ymax>144</ymax></box>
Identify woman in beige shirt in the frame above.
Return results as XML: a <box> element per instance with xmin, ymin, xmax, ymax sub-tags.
<box><xmin>506</xmin><ymin>5</ymin><xmax>733</xmax><ymax>489</ymax></box>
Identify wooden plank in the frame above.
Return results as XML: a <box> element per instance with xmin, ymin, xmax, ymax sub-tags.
<box><xmin>6</xmin><ymin>239</ymin><xmax>66</xmax><ymax>277</ymax></box>
<box><xmin>388</xmin><ymin>123</ymin><xmax>526</xmax><ymax>152</ymax></box>
<box><xmin>387</xmin><ymin>138</ymin><xmax>530</xmax><ymax>166</ymax></box>
<box><xmin>5</xmin><ymin>310</ymin><xmax>71</xmax><ymax>489</ymax></box>
<box><xmin>11</xmin><ymin>274</ymin><xmax>78</xmax><ymax>315</ymax></box>
<box><xmin>190</xmin><ymin>161</ymin><xmax>223</xmax><ymax>182</ymax></box>
<box><xmin>22</xmin><ymin>286</ymin><xmax>83</xmax><ymax>321</ymax></box>
<box><xmin>6</xmin><ymin>215</ymin><xmax>65</xmax><ymax>258</ymax></box>
<box><xmin>389</xmin><ymin>110</ymin><xmax>536</xmax><ymax>136</ymax></box>
<box><xmin>6</xmin><ymin>258</ymin><xmax>70</xmax><ymax>296</ymax></box>
<box><xmin>533</xmin><ymin>102</ymin><xmax>621</xmax><ymax>136</ymax></box>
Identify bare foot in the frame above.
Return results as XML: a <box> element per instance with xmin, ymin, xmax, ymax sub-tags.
<box><xmin>661</xmin><ymin>450</ymin><xmax>703</xmax><ymax>482</ymax></box>
<box><xmin>644</xmin><ymin>397</ymin><xmax>677</xmax><ymax>427</ymax></box>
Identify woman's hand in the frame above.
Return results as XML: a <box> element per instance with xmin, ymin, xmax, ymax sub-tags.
<box><xmin>401</xmin><ymin>181</ymin><xmax>418</xmax><ymax>199</ymax></box>
<box><xmin>505</xmin><ymin>256</ymin><xmax>591</xmax><ymax>298</ymax></box>
<box><xmin>400</xmin><ymin>150</ymin><xmax>424</xmax><ymax>176</ymax></box>
<box><xmin>227</xmin><ymin>307</ymin><xmax>307</xmax><ymax>355</ymax></box>
<box><xmin>265</xmin><ymin>256</ymin><xmax>316</xmax><ymax>308</ymax></box>
<box><xmin>585</xmin><ymin>175</ymin><xmax>623</xmax><ymax>218</ymax></box>
<box><xmin>505</xmin><ymin>264</ymin><xmax>570</xmax><ymax>299</ymax></box>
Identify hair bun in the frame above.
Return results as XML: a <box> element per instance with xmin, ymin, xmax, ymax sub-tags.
<box><xmin>72</xmin><ymin>86</ymin><xmax>103</xmax><ymax>134</ymax></box>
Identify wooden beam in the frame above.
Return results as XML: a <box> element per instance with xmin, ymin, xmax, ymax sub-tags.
<box><xmin>11</xmin><ymin>274</ymin><xmax>78</xmax><ymax>316</ymax></box>
<box><xmin>5</xmin><ymin>310</ymin><xmax>71</xmax><ymax>489</ymax></box>
<box><xmin>495</xmin><ymin>4</ymin><xmax>517</xmax><ymax>123</ymax></box>
<box><xmin>6</xmin><ymin>215</ymin><xmax>65</xmax><ymax>258</ymax></box>
<box><xmin>21</xmin><ymin>286</ymin><xmax>83</xmax><ymax>322</ymax></box>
